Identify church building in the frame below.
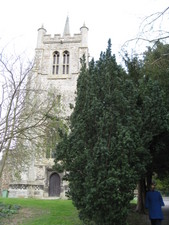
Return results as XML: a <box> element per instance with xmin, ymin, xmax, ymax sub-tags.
<box><xmin>5</xmin><ymin>17</ymin><xmax>89</xmax><ymax>199</ymax></box>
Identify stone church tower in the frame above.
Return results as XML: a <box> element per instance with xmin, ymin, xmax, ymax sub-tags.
<box><xmin>7</xmin><ymin>17</ymin><xmax>89</xmax><ymax>199</ymax></box>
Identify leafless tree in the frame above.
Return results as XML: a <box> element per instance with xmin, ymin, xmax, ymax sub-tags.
<box><xmin>0</xmin><ymin>48</ymin><xmax>61</xmax><ymax>179</ymax></box>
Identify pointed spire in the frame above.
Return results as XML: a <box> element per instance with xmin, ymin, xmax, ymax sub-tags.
<box><xmin>63</xmin><ymin>16</ymin><xmax>70</xmax><ymax>36</ymax></box>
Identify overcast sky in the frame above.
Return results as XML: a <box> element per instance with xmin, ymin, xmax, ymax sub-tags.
<box><xmin>0</xmin><ymin>0</ymin><xmax>168</xmax><ymax>160</ymax></box>
<box><xmin>0</xmin><ymin>0</ymin><xmax>169</xmax><ymax>62</ymax></box>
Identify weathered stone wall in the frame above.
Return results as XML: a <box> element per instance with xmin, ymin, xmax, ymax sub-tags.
<box><xmin>3</xmin><ymin>19</ymin><xmax>89</xmax><ymax>199</ymax></box>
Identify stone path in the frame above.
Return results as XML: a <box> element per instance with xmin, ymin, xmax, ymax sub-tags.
<box><xmin>162</xmin><ymin>197</ymin><xmax>169</xmax><ymax>225</ymax></box>
<box><xmin>162</xmin><ymin>206</ymin><xmax>169</xmax><ymax>225</ymax></box>
<box><xmin>144</xmin><ymin>197</ymin><xmax>169</xmax><ymax>225</ymax></box>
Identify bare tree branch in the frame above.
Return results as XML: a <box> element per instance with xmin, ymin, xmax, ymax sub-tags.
<box><xmin>121</xmin><ymin>6</ymin><xmax>169</xmax><ymax>57</ymax></box>
<box><xmin>0</xmin><ymin>48</ymin><xmax>64</xmax><ymax>178</ymax></box>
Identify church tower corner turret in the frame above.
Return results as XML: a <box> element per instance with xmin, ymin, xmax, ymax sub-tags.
<box><xmin>80</xmin><ymin>23</ymin><xmax>89</xmax><ymax>47</ymax></box>
<box><xmin>37</xmin><ymin>25</ymin><xmax>47</xmax><ymax>48</ymax></box>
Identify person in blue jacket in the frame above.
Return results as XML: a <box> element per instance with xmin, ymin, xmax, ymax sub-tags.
<box><xmin>145</xmin><ymin>181</ymin><xmax>165</xmax><ymax>225</ymax></box>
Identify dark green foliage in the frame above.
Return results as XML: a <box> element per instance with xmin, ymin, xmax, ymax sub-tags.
<box><xmin>130</xmin><ymin>43</ymin><xmax>169</xmax><ymax>178</ymax></box>
<box><xmin>55</xmin><ymin>39</ymin><xmax>169</xmax><ymax>223</ymax></box>
<box><xmin>139</xmin><ymin>79</ymin><xmax>169</xmax><ymax>181</ymax></box>
<box><xmin>143</xmin><ymin>41</ymin><xmax>169</xmax><ymax>93</ymax></box>
<box><xmin>156</xmin><ymin>172</ymin><xmax>169</xmax><ymax>195</ymax></box>
<box><xmin>123</xmin><ymin>46</ymin><xmax>169</xmax><ymax>213</ymax></box>
<box><xmin>54</xmin><ymin>40</ymin><xmax>153</xmax><ymax>224</ymax></box>
<box><xmin>0</xmin><ymin>203</ymin><xmax>20</xmax><ymax>219</ymax></box>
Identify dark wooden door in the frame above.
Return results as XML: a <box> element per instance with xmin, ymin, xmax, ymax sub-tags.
<box><xmin>49</xmin><ymin>173</ymin><xmax>60</xmax><ymax>197</ymax></box>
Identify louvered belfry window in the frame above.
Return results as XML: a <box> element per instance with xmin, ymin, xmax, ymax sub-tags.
<box><xmin>52</xmin><ymin>51</ymin><xmax>59</xmax><ymax>75</ymax></box>
<box><xmin>63</xmin><ymin>51</ymin><xmax>69</xmax><ymax>74</ymax></box>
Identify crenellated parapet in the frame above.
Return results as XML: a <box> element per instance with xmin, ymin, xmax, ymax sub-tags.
<box><xmin>37</xmin><ymin>17</ymin><xmax>88</xmax><ymax>48</ymax></box>
<box><xmin>42</xmin><ymin>33</ymin><xmax>82</xmax><ymax>44</ymax></box>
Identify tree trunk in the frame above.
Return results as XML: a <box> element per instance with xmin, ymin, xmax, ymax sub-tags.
<box><xmin>0</xmin><ymin>148</ymin><xmax>9</xmax><ymax>178</ymax></box>
<box><xmin>146</xmin><ymin>173</ymin><xmax>152</xmax><ymax>191</ymax></box>
<box><xmin>136</xmin><ymin>178</ymin><xmax>146</xmax><ymax>213</ymax></box>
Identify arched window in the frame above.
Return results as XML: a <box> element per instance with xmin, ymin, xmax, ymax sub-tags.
<box><xmin>52</xmin><ymin>51</ymin><xmax>59</xmax><ymax>75</ymax></box>
<box><xmin>63</xmin><ymin>51</ymin><xmax>69</xmax><ymax>74</ymax></box>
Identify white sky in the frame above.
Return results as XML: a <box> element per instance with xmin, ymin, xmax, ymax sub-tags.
<box><xmin>0</xmin><ymin>0</ymin><xmax>168</xmax><ymax>160</ymax></box>
<box><xmin>0</xmin><ymin>0</ymin><xmax>169</xmax><ymax>62</ymax></box>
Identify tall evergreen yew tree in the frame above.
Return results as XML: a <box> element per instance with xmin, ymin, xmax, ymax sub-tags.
<box><xmin>54</xmin><ymin>40</ymin><xmax>150</xmax><ymax>225</ymax></box>
<box><xmin>124</xmin><ymin>51</ymin><xmax>169</xmax><ymax>213</ymax></box>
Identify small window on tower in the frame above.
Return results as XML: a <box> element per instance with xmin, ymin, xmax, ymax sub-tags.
<box><xmin>63</xmin><ymin>51</ymin><xmax>69</xmax><ymax>74</ymax></box>
<box><xmin>52</xmin><ymin>51</ymin><xmax>60</xmax><ymax>75</ymax></box>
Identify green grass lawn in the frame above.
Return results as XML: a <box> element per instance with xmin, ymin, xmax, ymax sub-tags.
<box><xmin>0</xmin><ymin>198</ymin><xmax>83</xmax><ymax>225</ymax></box>
<box><xmin>0</xmin><ymin>197</ymin><xmax>148</xmax><ymax>225</ymax></box>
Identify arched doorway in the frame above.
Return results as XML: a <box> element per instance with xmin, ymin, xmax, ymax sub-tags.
<box><xmin>49</xmin><ymin>173</ymin><xmax>60</xmax><ymax>197</ymax></box>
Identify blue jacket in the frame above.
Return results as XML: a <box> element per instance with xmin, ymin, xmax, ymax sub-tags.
<box><xmin>145</xmin><ymin>190</ymin><xmax>165</xmax><ymax>220</ymax></box>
